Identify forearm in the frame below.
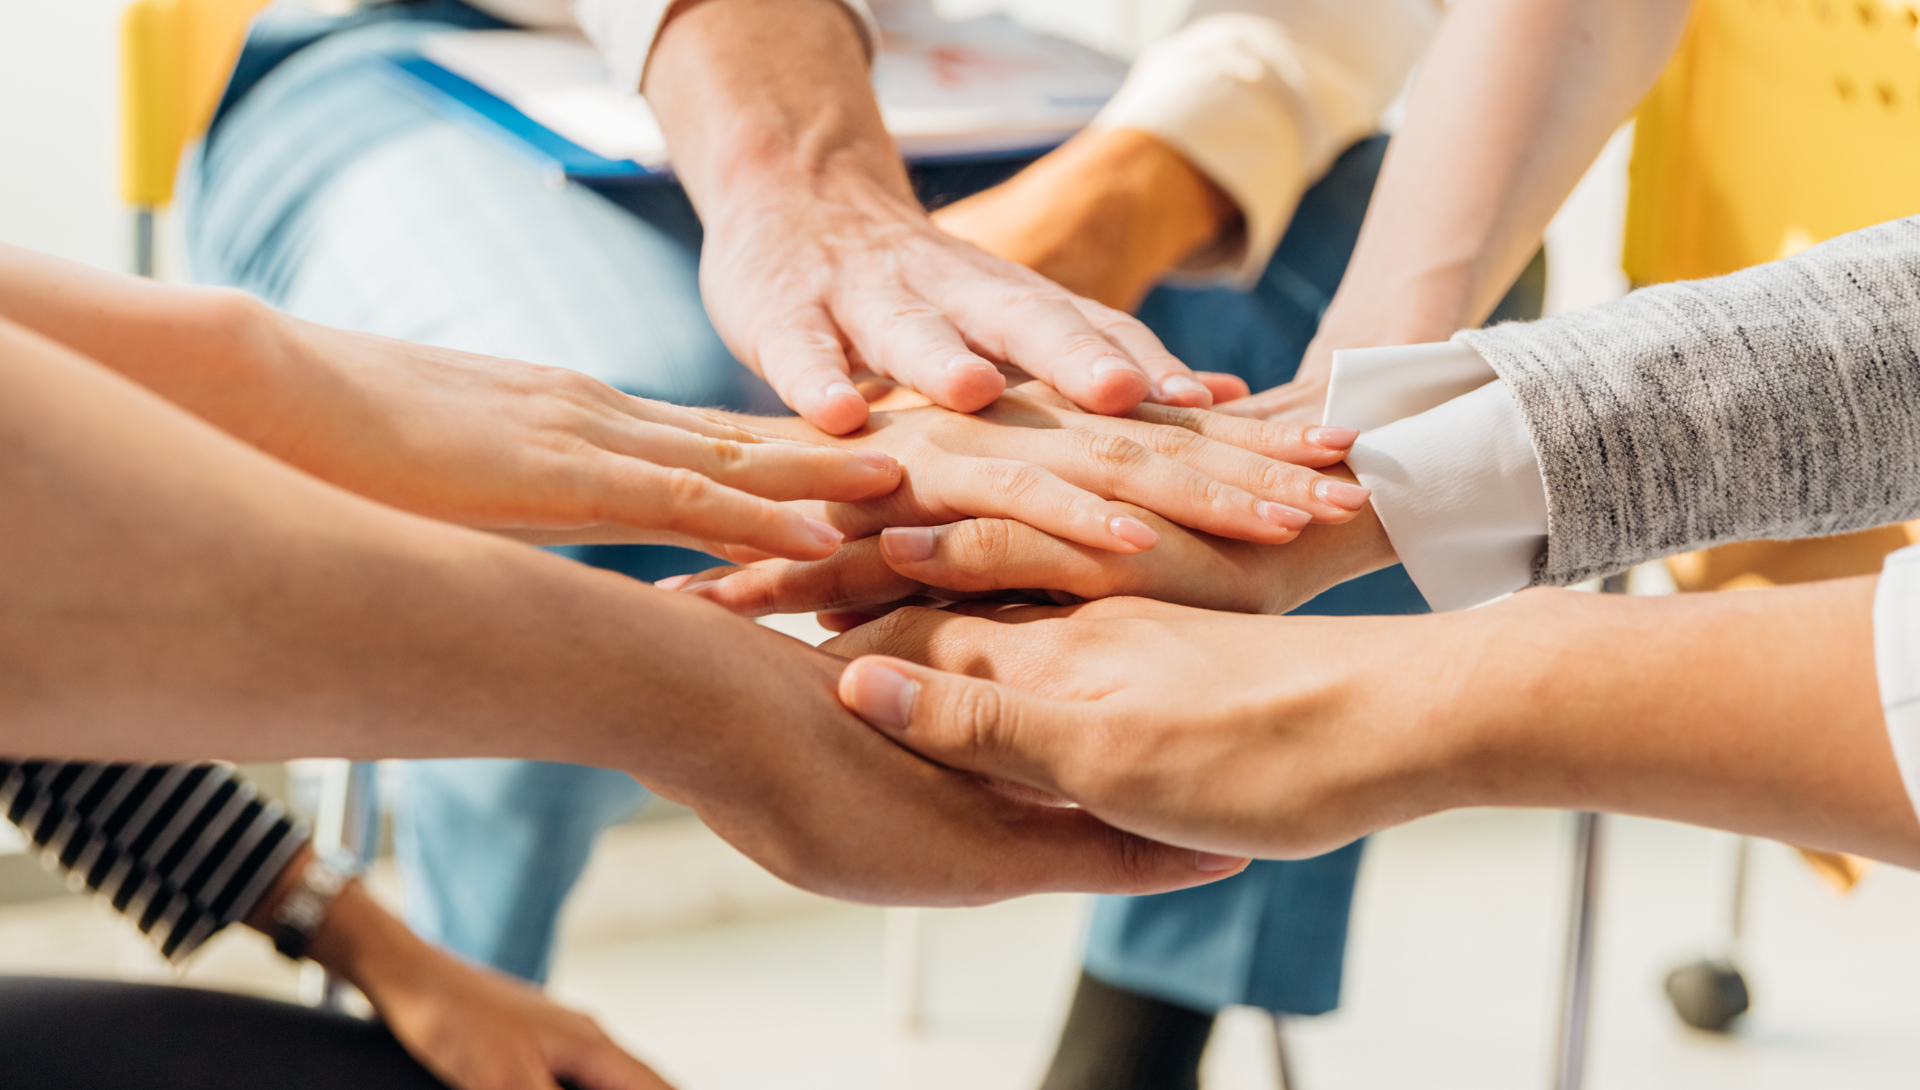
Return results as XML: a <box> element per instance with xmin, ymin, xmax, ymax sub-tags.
<box><xmin>1316</xmin><ymin>0</ymin><xmax>1689</xmax><ymax>348</ymax></box>
<box><xmin>1443</xmin><ymin>581</ymin><xmax>1918</xmax><ymax>865</ymax></box>
<box><xmin>0</xmin><ymin>315</ymin><xmax>802</xmax><ymax>785</ymax></box>
<box><xmin>0</xmin><ymin>243</ymin><xmax>293</xmax><ymax>426</ymax></box>
<box><xmin>644</xmin><ymin>0</ymin><xmax>905</xmax><ymax>225</ymax></box>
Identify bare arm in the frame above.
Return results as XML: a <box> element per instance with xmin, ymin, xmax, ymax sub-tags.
<box><xmin>0</xmin><ymin>314</ymin><xmax>1234</xmax><ymax>903</ymax></box>
<box><xmin>640</xmin><ymin>0</ymin><xmax>1216</xmax><ymax>432</ymax></box>
<box><xmin>829</xmin><ymin>580</ymin><xmax>1919</xmax><ymax>867</ymax></box>
<box><xmin>1234</xmin><ymin>0</ymin><xmax>1694</xmax><ymax>421</ymax></box>
<box><xmin>0</xmin><ymin>243</ymin><xmax>899</xmax><ymax>559</ymax></box>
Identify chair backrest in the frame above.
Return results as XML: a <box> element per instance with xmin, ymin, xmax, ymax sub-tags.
<box><xmin>1624</xmin><ymin>0</ymin><xmax>1920</xmax><ymax>284</ymax></box>
<box><xmin>120</xmin><ymin>0</ymin><xmax>275</xmax><ymax>209</ymax></box>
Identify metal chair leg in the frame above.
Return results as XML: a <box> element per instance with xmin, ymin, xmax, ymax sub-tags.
<box><xmin>133</xmin><ymin>207</ymin><xmax>156</xmax><ymax>278</ymax></box>
<box><xmin>1550</xmin><ymin>812</ymin><xmax>1604</xmax><ymax>1090</ymax></box>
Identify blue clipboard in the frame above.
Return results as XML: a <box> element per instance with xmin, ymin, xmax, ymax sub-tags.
<box><xmin>386</xmin><ymin>52</ymin><xmax>1068</xmax><ymax>187</ymax></box>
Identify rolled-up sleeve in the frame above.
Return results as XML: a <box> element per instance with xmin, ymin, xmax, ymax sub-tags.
<box><xmin>1093</xmin><ymin>0</ymin><xmax>1435</xmax><ymax>283</ymax></box>
<box><xmin>1326</xmin><ymin>341</ymin><xmax>1549</xmax><ymax>612</ymax></box>
<box><xmin>572</xmin><ymin>0</ymin><xmax>879</xmax><ymax>93</ymax></box>
<box><xmin>1875</xmin><ymin>545</ymin><xmax>1920</xmax><ymax>822</ymax></box>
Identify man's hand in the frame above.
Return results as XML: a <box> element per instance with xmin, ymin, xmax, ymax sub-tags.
<box><xmin>824</xmin><ymin>597</ymin><xmax>1462</xmax><ymax>860</ymax></box>
<box><xmin>643</xmin><ymin>0</ymin><xmax>1220</xmax><ymax>434</ymax></box>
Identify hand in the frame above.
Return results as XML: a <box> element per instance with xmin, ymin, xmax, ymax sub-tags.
<box><xmin>294</xmin><ymin>872</ymin><xmax>674</xmax><ymax>1090</ymax></box>
<box><xmin>933</xmin><ymin>128</ymin><xmax>1244</xmax><ymax>315</ymax></box>
<box><xmin>622</xmin><ymin>603</ymin><xmax>1251</xmax><ymax>901</ymax></box>
<box><xmin>643</xmin><ymin>0</ymin><xmax>1220</xmax><ymax>434</ymax></box>
<box><xmin>663</xmin><ymin>495</ymin><xmax>1396</xmax><ymax>624</ymax></box>
<box><xmin>1211</xmin><ymin>339</ymin><xmax>1335</xmax><ymax>424</ymax></box>
<box><xmin>265</xmin><ymin>318</ymin><xmax>902</xmax><ymax>561</ymax></box>
<box><xmin>824</xmin><ymin>597</ymin><xmax>1461</xmax><ymax>860</ymax></box>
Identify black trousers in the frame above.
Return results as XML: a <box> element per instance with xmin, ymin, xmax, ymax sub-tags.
<box><xmin>0</xmin><ymin>976</ymin><xmax>448</xmax><ymax>1090</ymax></box>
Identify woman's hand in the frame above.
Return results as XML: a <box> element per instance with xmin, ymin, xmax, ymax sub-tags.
<box><xmin>660</xmin><ymin>498</ymin><xmax>1397</xmax><ymax>624</ymax></box>
<box><xmin>256</xmin><ymin>319</ymin><xmax>902</xmax><ymax>560</ymax></box>
<box><xmin>746</xmin><ymin>381</ymin><xmax>1367</xmax><ymax>554</ymax></box>
<box><xmin>0</xmin><ymin>245</ymin><xmax>900</xmax><ymax>561</ymax></box>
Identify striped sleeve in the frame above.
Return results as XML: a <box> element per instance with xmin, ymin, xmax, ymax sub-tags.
<box><xmin>0</xmin><ymin>761</ymin><xmax>307</xmax><ymax>962</ymax></box>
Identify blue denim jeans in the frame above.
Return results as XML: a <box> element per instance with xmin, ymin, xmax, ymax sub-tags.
<box><xmin>187</xmin><ymin>5</ymin><xmax>1542</xmax><ymax>998</ymax></box>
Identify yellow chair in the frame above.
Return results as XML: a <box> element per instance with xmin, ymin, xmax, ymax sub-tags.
<box><xmin>1609</xmin><ymin>0</ymin><xmax>1920</xmax><ymax>1043</ymax></box>
<box><xmin>1625</xmin><ymin>0</ymin><xmax>1920</xmax><ymax>282</ymax></box>
<box><xmin>119</xmin><ymin>0</ymin><xmax>274</xmax><ymax>275</ymax></box>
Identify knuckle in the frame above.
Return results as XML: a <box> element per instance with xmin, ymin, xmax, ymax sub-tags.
<box><xmin>1078</xmin><ymin>431</ymin><xmax>1149</xmax><ymax>476</ymax></box>
<box><xmin>1136</xmin><ymin>424</ymin><xmax>1206</xmax><ymax>459</ymax></box>
<box><xmin>985</xmin><ymin>461</ymin><xmax>1052</xmax><ymax>505</ymax></box>
<box><xmin>705</xmin><ymin>437</ymin><xmax>751</xmax><ymax>473</ymax></box>
<box><xmin>951</xmin><ymin>519</ymin><xmax>1018</xmax><ymax>579</ymax></box>
<box><xmin>942</xmin><ymin>680</ymin><xmax>1010</xmax><ymax>757</ymax></box>
<box><xmin>661</xmin><ymin>466</ymin><xmax>714</xmax><ymax>508</ymax></box>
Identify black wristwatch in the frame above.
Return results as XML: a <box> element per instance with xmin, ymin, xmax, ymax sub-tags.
<box><xmin>269</xmin><ymin>849</ymin><xmax>360</xmax><ymax>961</ymax></box>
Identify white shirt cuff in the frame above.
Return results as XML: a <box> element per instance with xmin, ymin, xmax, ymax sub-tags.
<box><xmin>573</xmin><ymin>0</ymin><xmax>879</xmax><ymax>93</ymax></box>
<box><xmin>1875</xmin><ymin>544</ymin><xmax>1920</xmax><ymax>825</ymax></box>
<box><xmin>1325</xmin><ymin>342</ymin><xmax>1549</xmax><ymax>612</ymax></box>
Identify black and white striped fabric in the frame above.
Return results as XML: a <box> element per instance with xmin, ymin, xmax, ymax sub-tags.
<box><xmin>0</xmin><ymin>761</ymin><xmax>307</xmax><ymax>962</ymax></box>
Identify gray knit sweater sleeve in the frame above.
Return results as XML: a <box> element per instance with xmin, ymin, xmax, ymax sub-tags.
<box><xmin>1457</xmin><ymin>216</ymin><xmax>1920</xmax><ymax>589</ymax></box>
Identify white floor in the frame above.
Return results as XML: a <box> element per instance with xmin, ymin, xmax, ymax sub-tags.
<box><xmin>12</xmin><ymin>805</ymin><xmax>1914</xmax><ymax>1090</ymax></box>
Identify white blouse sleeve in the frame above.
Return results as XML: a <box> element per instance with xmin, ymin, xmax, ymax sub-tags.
<box><xmin>1092</xmin><ymin>0</ymin><xmax>1436</xmax><ymax>284</ymax></box>
<box><xmin>1875</xmin><ymin>545</ymin><xmax>1920</xmax><ymax>823</ymax></box>
<box><xmin>1324</xmin><ymin>341</ymin><xmax>1549</xmax><ymax>612</ymax></box>
<box><xmin>571</xmin><ymin>0</ymin><xmax>879</xmax><ymax>93</ymax></box>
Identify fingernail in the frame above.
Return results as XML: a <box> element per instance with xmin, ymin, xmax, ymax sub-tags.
<box><xmin>855</xmin><ymin>450</ymin><xmax>898</xmax><ymax>472</ymax></box>
<box><xmin>1154</xmin><ymin>375</ymin><xmax>1211</xmax><ymax>404</ymax></box>
<box><xmin>1314</xmin><ymin>479</ymin><xmax>1372</xmax><ymax>511</ymax></box>
<box><xmin>655</xmin><ymin>574</ymin><xmax>695</xmax><ymax>590</ymax></box>
<box><xmin>1196</xmin><ymin>852</ymin><xmax>1245</xmax><ymax>873</ymax></box>
<box><xmin>881</xmin><ymin>525</ymin><xmax>937</xmax><ymax>564</ymax></box>
<box><xmin>824</xmin><ymin>381</ymin><xmax>861</xmax><ymax>400</ymax></box>
<box><xmin>1089</xmin><ymin>355</ymin><xmax>1136</xmax><ymax>377</ymax></box>
<box><xmin>806</xmin><ymin>519</ymin><xmax>845</xmax><ymax>547</ymax></box>
<box><xmin>852</xmin><ymin>661</ymin><xmax>920</xmax><ymax>730</ymax></box>
<box><xmin>1108</xmin><ymin>515</ymin><xmax>1159</xmax><ymax>551</ymax></box>
<box><xmin>1256</xmin><ymin>501</ymin><xmax>1311</xmax><ymax>531</ymax></box>
<box><xmin>1307</xmin><ymin>426</ymin><xmax>1359</xmax><ymax>450</ymax></box>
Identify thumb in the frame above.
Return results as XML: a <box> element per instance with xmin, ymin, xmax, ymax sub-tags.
<box><xmin>838</xmin><ymin>655</ymin><xmax>1082</xmax><ymax>801</ymax></box>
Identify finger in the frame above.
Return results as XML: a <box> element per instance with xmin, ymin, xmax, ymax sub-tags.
<box><xmin>750</xmin><ymin>310</ymin><xmax>871</xmax><ymax>434</ymax></box>
<box><xmin>668</xmin><ymin>539</ymin><xmax>928</xmax><ymax>616</ymax></box>
<box><xmin>1071</xmin><ymin>297</ymin><xmax>1213</xmax><ymax>408</ymax></box>
<box><xmin>555</xmin><ymin>1038</ymin><xmax>678</xmax><ymax>1090</ymax></box>
<box><xmin>595</xmin><ymin>418</ymin><xmax>901</xmax><ymax>502</ymax></box>
<box><xmin>1125</xmin><ymin>403</ymin><xmax>1357</xmax><ymax>466</ymax></box>
<box><xmin>838</xmin><ymin>656</ymin><xmax>1249</xmax><ymax>878</ymax></box>
<box><xmin>922</xmin><ymin>457</ymin><xmax>1165</xmax><ymax>552</ymax></box>
<box><xmin>875</xmin><ymin>520</ymin><xmax>1131</xmax><ymax>600</ymax></box>
<box><xmin>993</xmin><ymin>428</ymin><xmax>1339</xmax><ymax>540</ymax></box>
<box><xmin>1194</xmin><ymin>371</ymin><xmax>1251</xmax><ymax>403</ymax></box>
<box><xmin>593</xmin><ymin>460</ymin><xmax>848</xmax><ymax>560</ymax></box>
<box><xmin>939</xmin><ymin>282</ymin><xmax>1152</xmax><ymax>415</ymax></box>
<box><xmin>835</xmin><ymin>287</ymin><xmax>1008</xmax><ymax>413</ymax></box>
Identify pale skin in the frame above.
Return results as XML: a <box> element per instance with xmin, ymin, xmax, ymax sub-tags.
<box><xmin>641</xmin><ymin>0</ymin><xmax>1240</xmax><ymax>433</ymax></box>
<box><xmin>248</xmin><ymin>845</ymin><xmax>673</xmax><ymax>1090</ymax></box>
<box><xmin>0</xmin><ymin>309</ymin><xmax>1250</xmax><ymax>900</ymax></box>
<box><xmin>0</xmin><ymin>243</ymin><xmax>1361</xmax><ymax>561</ymax></box>
<box><xmin>824</xmin><ymin>585</ymin><xmax>1920</xmax><ymax>869</ymax></box>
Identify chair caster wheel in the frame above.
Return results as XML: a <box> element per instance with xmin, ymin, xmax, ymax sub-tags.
<box><xmin>1664</xmin><ymin>959</ymin><xmax>1749</xmax><ymax>1033</ymax></box>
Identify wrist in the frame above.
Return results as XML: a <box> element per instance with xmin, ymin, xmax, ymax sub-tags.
<box><xmin>303</xmin><ymin>878</ymin><xmax>439</xmax><ymax>1008</ymax></box>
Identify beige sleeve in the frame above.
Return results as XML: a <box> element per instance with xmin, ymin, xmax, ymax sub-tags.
<box><xmin>1094</xmin><ymin>0</ymin><xmax>1437</xmax><ymax>283</ymax></box>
